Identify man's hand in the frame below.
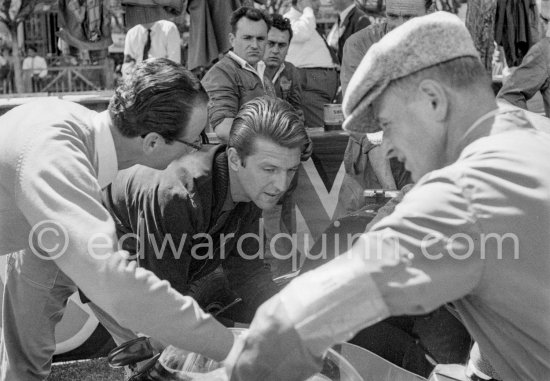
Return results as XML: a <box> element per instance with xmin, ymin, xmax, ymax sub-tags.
<box><xmin>297</xmin><ymin>0</ymin><xmax>314</xmax><ymax>12</ymax></box>
<box><xmin>224</xmin><ymin>294</ymin><xmax>322</xmax><ymax>381</ymax></box>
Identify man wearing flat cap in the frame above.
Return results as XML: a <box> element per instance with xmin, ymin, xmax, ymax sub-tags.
<box><xmin>224</xmin><ymin>12</ymin><xmax>550</xmax><ymax>381</ymax></box>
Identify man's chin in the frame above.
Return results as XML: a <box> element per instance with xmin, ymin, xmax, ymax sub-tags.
<box><xmin>256</xmin><ymin>198</ymin><xmax>280</xmax><ymax>210</ymax></box>
<box><xmin>266</xmin><ymin>61</ymin><xmax>281</xmax><ymax>69</ymax></box>
<box><xmin>247</xmin><ymin>55</ymin><xmax>260</xmax><ymax>65</ymax></box>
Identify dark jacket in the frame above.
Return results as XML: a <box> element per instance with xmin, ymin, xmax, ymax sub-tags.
<box><xmin>337</xmin><ymin>6</ymin><xmax>371</xmax><ymax>63</ymax></box>
<box><xmin>272</xmin><ymin>61</ymin><xmax>303</xmax><ymax>113</ymax></box>
<box><xmin>103</xmin><ymin>145</ymin><xmax>278</xmax><ymax>319</ymax></box>
<box><xmin>497</xmin><ymin>37</ymin><xmax>550</xmax><ymax>117</ymax></box>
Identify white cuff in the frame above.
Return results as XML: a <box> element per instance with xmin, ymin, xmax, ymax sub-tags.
<box><xmin>302</xmin><ymin>7</ymin><xmax>315</xmax><ymax>18</ymax></box>
<box><xmin>366</xmin><ymin>131</ymin><xmax>384</xmax><ymax>145</ymax></box>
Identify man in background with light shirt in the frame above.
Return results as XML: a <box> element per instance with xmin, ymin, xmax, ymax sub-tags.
<box><xmin>284</xmin><ymin>0</ymin><xmax>339</xmax><ymax>127</ymax></box>
<box><xmin>122</xmin><ymin>19</ymin><xmax>181</xmax><ymax>79</ymax></box>
<box><xmin>22</xmin><ymin>45</ymin><xmax>47</xmax><ymax>92</ymax></box>
<box><xmin>202</xmin><ymin>6</ymin><xmax>275</xmax><ymax>142</ymax></box>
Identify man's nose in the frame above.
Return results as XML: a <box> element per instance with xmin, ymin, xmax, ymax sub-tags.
<box><xmin>251</xmin><ymin>39</ymin><xmax>259</xmax><ymax>49</ymax></box>
<box><xmin>381</xmin><ymin>139</ymin><xmax>397</xmax><ymax>159</ymax></box>
<box><xmin>273</xmin><ymin>172</ymin><xmax>288</xmax><ymax>192</ymax></box>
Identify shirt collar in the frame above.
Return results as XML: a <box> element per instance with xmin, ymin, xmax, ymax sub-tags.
<box><xmin>272</xmin><ymin>62</ymin><xmax>286</xmax><ymax>83</ymax></box>
<box><xmin>227</xmin><ymin>51</ymin><xmax>266</xmax><ymax>84</ymax></box>
<box><xmin>450</xmin><ymin>108</ymin><xmax>500</xmax><ymax>164</ymax></box>
<box><xmin>339</xmin><ymin>4</ymin><xmax>355</xmax><ymax>24</ymax></box>
<box><xmin>93</xmin><ymin>111</ymin><xmax>118</xmax><ymax>188</ymax></box>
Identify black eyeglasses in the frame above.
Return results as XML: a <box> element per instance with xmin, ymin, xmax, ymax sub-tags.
<box><xmin>173</xmin><ymin>137</ymin><xmax>203</xmax><ymax>151</ymax></box>
<box><xmin>141</xmin><ymin>133</ymin><xmax>203</xmax><ymax>151</ymax></box>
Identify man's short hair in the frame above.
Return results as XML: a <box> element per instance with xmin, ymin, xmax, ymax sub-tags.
<box><xmin>230</xmin><ymin>7</ymin><xmax>272</xmax><ymax>34</ymax></box>
<box><xmin>229</xmin><ymin>96</ymin><xmax>312</xmax><ymax>162</ymax></box>
<box><xmin>270</xmin><ymin>13</ymin><xmax>293</xmax><ymax>42</ymax></box>
<box><xmin>108</xmin><ymin>58</ymin><xmax>208</xmax><ymax>141</ymax></box>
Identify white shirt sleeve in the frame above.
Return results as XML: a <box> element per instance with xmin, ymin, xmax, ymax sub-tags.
<box><xmin>34</xmin><ymin>56</ymin><xmax>48</xmax><ymax>78</ymax></box>
<box><xmin>22</xmin><ymin>57</ymin><xmax>31</xmax><ymax>71</ymax></box>
<box><xmin>165</xmin><ymin>22</ymin><xmax>181</xmax><ymax>63</ymax></box>
<box><xmin>124</xmin><ymin>25</ymin><xmax>146</xmax><ymax>63</ymax></box>
<box><xmin>289</xmin><ymin>7</ymin><xmax>317</xmax><ymax>43</ymax></box>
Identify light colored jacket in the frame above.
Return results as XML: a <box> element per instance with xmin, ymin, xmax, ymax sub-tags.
<box><xmin>0</xmin><ymin>99</ymin><xmax>233</xmax><ymax>360</ymax></box>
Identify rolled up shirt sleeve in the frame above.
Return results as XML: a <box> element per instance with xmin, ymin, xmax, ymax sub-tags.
<box><xmin>17</xmin><ymin>126</ymin><xmax>233</xmax><ymax>361</ymax></box>
<box><xmin>289</xmin><ymin>7</ymin><xmax>317</xmax><ymax>43</ymax></box>
<box><xmin>165</xmin><ymin>22</ymin><xmax>182</xmax><ymax>63</ymax></box>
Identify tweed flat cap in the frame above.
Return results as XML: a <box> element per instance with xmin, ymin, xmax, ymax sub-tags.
<box><xmin>342</xmin><ymin>12</ymin><xmax>480</xmax><ymax>133</ymax></box>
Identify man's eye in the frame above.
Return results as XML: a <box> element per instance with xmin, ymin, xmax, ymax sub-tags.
<box><xmin>268</xmin><ymin>42</ymin><xmax>275</xmax><ymax>47</ymax></box>
<box><xmin>264</xmin><ymin>168</ymin><xmax>276</xmax><ymax>173</ymax></box>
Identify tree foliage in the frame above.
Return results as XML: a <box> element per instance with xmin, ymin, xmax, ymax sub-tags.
<box><xmin>0</xmin><ymin>0</ymin><xmax>54</xmax><ymax>28</ymax></box>
<box><xmin>0</xmin><ymin>0</ymin><xmax>56</xmax><ymax>93</ymax></box>
<box><xmin>263</xmin><ymin>0</ymin><xmax>289</xmax><ymax>14</ymax></box>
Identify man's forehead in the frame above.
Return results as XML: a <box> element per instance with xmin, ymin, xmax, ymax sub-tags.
<box><xmin>386</xmin><ymin>0</ymin><xmax>425</xmax><ymax>15</ymax></box>
<box><xmin>236</xmin><ymin>17</ymin><xmax>268</xmax><ymax>34</ymax></box>
<box><xmin>250</xmin><ymin>138</ymin><xmax>301</xmax><ymax>165</ymax></box>
<box><xmin>268</xmin><ymin>28</ymin><xmax>290</xmax><ymax>43</ymax></box>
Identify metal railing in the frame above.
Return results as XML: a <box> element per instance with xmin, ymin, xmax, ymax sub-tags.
<box><xmin>19</xmin><ymin>63</ymin><xmax>112</xmax><ymax>94</ymax></box>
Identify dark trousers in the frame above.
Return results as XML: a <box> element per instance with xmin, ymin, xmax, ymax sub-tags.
<box><xmin>297</xmin><ymin>67</ymin><xmax>339</xmax><ymax>127</ymax></box>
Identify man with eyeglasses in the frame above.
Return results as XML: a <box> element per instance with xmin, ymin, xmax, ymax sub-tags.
<box><xmin>101</xmin><ymin>97</ymin><xmax>311</xmax><ymax>335</ymax></box>
<box><xmin>0</xmin><ymin>58</ymin><xmax>234</xmax><ymax>381</ymax></box>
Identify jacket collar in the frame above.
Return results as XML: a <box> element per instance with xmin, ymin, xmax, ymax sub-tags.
<box><xmin>339</xmin><ymin>4</ymin><xmax>356</xmax><ymax>26</ymax></box>
<box><xmin>227</xmin><ymin>51</ymin><xmax>267</xmax><ymax>84</ymax></box>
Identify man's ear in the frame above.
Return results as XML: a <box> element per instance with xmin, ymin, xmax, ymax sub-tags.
<box><xmin>417</xmin><ymin>79</ymin><xmax>448</xmax><ymax>122</ymax></box>
<box><xmin>229</xmin><ymin>32</ymin><xmax>236</xmax><ymax>48</ymax></box>
<box><xmin>227</xmin><ymin>147</ymin><xmax>243</xmax><ymax>170</ymax></box>
<box><xmin>141</xmin><ymin>132</ymin><xmax>163</xmax><ymax>155</ymax></box>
